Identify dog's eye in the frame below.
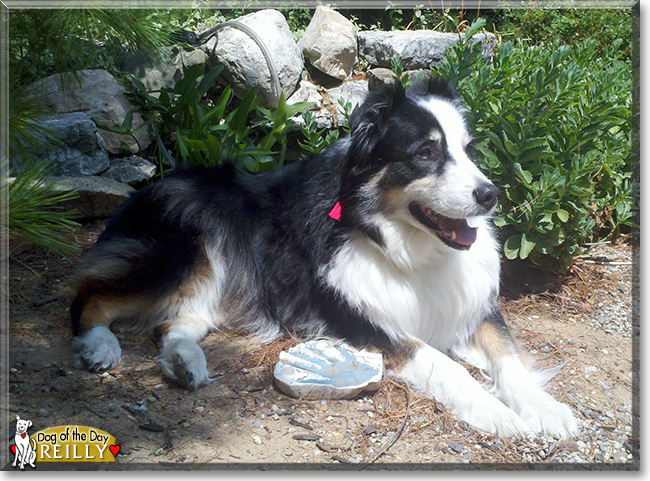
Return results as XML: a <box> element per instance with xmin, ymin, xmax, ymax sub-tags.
<box><xmin>416</xmin><ymin>143</ymin><xmax>436</xmax><ymax>159</ymax></box>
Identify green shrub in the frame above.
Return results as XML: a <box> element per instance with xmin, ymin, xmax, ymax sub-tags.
<box><xmin>5</xmin><ymin>162</ymin><xmax>80</xmax><ymax>259</ymax></box>
<box><xmin>493</xmin><ymin>8</ymin><xmax>632</xmax><ymax>61</ymax></box>
<box><xmin>433</xmin><ymin>22</ymin><xmax>632</xmax><ymax>271</ymax></box>
<box><xmin>109</xmin><ymin>63</ymin><xmax>313</xmax><ymax>173</ymax></box>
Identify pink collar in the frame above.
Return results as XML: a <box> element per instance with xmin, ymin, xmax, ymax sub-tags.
<box><xmin>328</xmin><ymin>201</ymin><xmax>342</xmax><ymax>221</ymax></box>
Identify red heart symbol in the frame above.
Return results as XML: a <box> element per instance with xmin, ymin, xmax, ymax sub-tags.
<box><xmin>109</xmin><ymin>445</ymin><xmax>120</xmax><ymax>456</ymax></box>
<box><xmin>21</xmin><ymin>434</ymin><xmax>26</xmax><ymax>438</ymax></box>
<box><xmin>10</xmin><ymin>445</ymin><xmax>16</xmax><ymax>454</ymax></box>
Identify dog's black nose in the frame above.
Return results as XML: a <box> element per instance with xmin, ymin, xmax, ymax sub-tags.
<box><xmin>473</xmin><ymin>183</ymin><xmax>500</xmax><ymax>210</ymax></box>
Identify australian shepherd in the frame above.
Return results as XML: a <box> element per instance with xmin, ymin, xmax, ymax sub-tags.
<box><xmin>70</xmin><ymin>77</ymin><xmax>579</xmax><ymax>438</ymax></box>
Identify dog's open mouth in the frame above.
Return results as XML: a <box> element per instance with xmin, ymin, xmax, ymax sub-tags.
<box><xmin>409</xmin><ymin>202</ymin><xmax>478</xmax><ymax>250</ymax></box>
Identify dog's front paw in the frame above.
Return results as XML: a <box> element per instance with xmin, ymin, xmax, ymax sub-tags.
<box><xmin>460</xmin><ymin>397</ymin><xmax>531</xmax><ymax>437</ymax></box>
<box><xmin>517</xmin><ymin>392</ymin><xmax>581</xmax><ymax>439</ymax></box>
<box><xmin>159</xmin><ymin>338</ymin><xmax>211</xmax><ymax>391</ymax></box>
<box><xmin>72</xmin><ymin>326</ymin><xmax>121</xmax><ymax>371</ymax></box>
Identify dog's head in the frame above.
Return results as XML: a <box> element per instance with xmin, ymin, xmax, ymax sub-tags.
<box><xmin>15</xmin><ymin>415</ymin><xmax>32</xmax><ymax>434</ymax></box>
<box><xmin>341</xmin><ymin>76</ymin><xmax>498</xmax><ymax>252</ymax></box>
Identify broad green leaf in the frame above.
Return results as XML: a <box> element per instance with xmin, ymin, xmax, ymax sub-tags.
<box><xmin>503</xmin><ymin>235</ymin><xmax>521</xmax><ymax>260</ymax></box>
<box><xmin>519</xmin><ymin>233</ymin><xmax>536</xmax><ymax>259</ymax></box>
<box><xmin>556</xmin><ymin>209</ymin><xmax>570</xmax><ymax>222</ymax></box>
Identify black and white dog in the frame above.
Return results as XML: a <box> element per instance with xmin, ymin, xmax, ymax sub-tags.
<box><xmin>71</xmin><ymin>77</ymin><xmax>579</xmax><ymax>438</ymax></box>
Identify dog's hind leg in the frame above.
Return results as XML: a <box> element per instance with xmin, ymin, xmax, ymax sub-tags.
<box><xmin>155</xmin><ymin>316</ymin><xmax>212</xmax><ymax>391</ymax></box>
<box><xmin>70</xmin><ymin>293</ymin><xmax>126</xmax><ymax>371</ymax></box>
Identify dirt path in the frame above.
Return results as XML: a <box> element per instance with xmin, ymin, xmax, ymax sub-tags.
<box><xmin>3</xmin><ymin>223</ymin><xmax>638</xmax><ymax>469</ymax></box>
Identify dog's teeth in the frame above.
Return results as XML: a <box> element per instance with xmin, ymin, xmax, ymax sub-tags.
<box><xmin>466</xmin><ymin>216</ymin><xmax>480</xmax><ymax>228</ymax></box>
<box><xmin>451</xmin><ymin>231</ymin><xmax>457</xmax><ymax>241</ymax></box>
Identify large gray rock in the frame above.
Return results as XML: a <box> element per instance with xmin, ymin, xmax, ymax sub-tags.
<box><xmin>26</xmin><ymin>112</ymin><xmax>110</xmax><ymax>176</ymax></box>
<box><xmin>327</xmin><ymin>80</ymin><xmax>369</xmax><ymax>126</ymax></box>
<box><xmin>46</xmin><ymin>176</ymin><xmax>135</xmax><ymax>221</ymax></box>
<box><xmin>366</xmin><ymin>67</ymin><xmax>432</xmax><ymax>91</ymax></box>
<box><xmin>100</xmin><ymin>155</ymin><xmax>157</xmax><ymax>186</ymax></box>
<box><xmin>287</xmin><ymin>80</ymin><xmax>323</xmax><ymax>110</ymax></box>
<box><xmin>26</xmin><ymin>70</ymin><xmax>152</xmax><ymax>154</ymax></box>
<box><xmin>118</xmin><ymin>46</ymin><xmax>208</xmax><ymax>93</ymax></box>
<box><xmin>298</xmin><ymin>6</ymin><xmax>357</xmax><ymax>81</ymax></box>
<box><xmin>357</xmin><ymin>30</ymin><xmax>496</xmax><ymax>69</ymax></box>
<box><xmin>205</xmin><ymin>9</ymin><xmax>303</xmax><ymax>108</ymax></box>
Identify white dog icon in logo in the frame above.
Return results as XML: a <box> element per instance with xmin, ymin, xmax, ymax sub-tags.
<box><xmin>12</xmin><ymin>415</ymin><xmax>37</xmax><ymax>469</ymax></box>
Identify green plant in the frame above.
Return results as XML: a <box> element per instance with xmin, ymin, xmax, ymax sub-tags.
<box><xmin>493</xmin><ymin>8</ymin><xmax>632</xmax><ymax>61</ymax></box>
<box><xmin>5</xmin><ymin>162</ymin><xmax>80</xmax><ymax>259</ymax></box>
<box><xmin>9</xmin><ymin>9</ymin><xmax>173</xmax><ymax>87</ymax></box>
<box><xmin>433</xmin><ymin>21</ymin><xmax>632</xmax><ymax>271</ymax></box>
<box><xmin>111</xmin><ymin>62</ymin><xmax>313</xmax><ymax>173</ymax></box>
<box><xmin>298</xmin><ymin>111</ymin><xmax>339</xmax><ymax>155</ymax></box>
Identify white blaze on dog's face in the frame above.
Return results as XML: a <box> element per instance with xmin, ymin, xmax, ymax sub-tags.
<box><xmin>416</xmin><ymin>96</ymin><xmax>496</xmax><ymax>217</ymax></box>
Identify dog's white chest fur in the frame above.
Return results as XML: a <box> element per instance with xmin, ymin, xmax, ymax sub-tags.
<box><xmin>325</xmin><ymin>219</ymin><xmax>500</xmax><ymax>351</ymax></box>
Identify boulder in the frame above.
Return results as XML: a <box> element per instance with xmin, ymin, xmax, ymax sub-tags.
<box><xmin>289</xmin><ymin>79</ymin><xmax>369</xmax><ymax>131</ymax></box>
<box><xmin>26</xmin><ymin>70</ymin><xmax>152</xmax><ymax>154</ymax></box>
<box><xmin>100</xmin><ymin>155</ymin><xmax>157</xmax><ymax>186</ymax></box>
<box><xmin>46</xmin><ymin>176</ymin><xmax>135</xmax><ymax>221</ymax></box>
<box><xmin>287</xmin><ymin>80</ymin><xmax>323</xmax><ymax>110</ymax></box>
<box><xmin>298</xmin><ymin>6</ymin><xmax>357</xmax><ymax>81</ymax></box>
<box><xmin>357</xmin><ymin>30</ymin><xmax>496</xmax><ymax>69</ymax></box>
<box><xmin>24</xmin><ymin>112</ymin><xmax>109</xmax><ymax>176</ymax></box>
<box><xmin>204</xmin><ymin>9</ymin><xmax>303</xmax><ymax>108</ymax></box>
<box><xmin>366</xmin><ymin>67</ymin><xmax>432</xmax><ymax>91</ymax></box>
<box><xmin>118</xmin><ymin>46</ymin><xmax>208</xmax><ymax>93</ymax></box>
<box><xmin>326</xmin><ymin>80</ymin><xmax>369</xmax><ymax>126</ymax></box>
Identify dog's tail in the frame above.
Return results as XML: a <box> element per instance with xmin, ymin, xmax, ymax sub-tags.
<box><xmin>31</xmin><ymin>438</ymin><xmax>36</xmax><ymax>451</ymax></box>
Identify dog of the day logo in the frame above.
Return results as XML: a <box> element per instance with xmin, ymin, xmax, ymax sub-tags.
<box><xmin>10</xmin><ymin>415</ymin><xmax>119</xmax><ymax>468</ymax></box>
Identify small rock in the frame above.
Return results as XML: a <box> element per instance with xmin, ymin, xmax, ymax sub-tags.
<box><xmin>363</xmin><ymin>425</ymin><xmax>378</xmax><ymax>436</ymax></box>
<box><xmin>107</xmin><ymin>403</ymin><xmax>119</xmax><ymax>412</ymax></box>
<box><xmin>194</xmin><ymin>406</ymin><xmax>205</xmax><ymax>413</ymax></box>
<box><xmin>292</xmin><ymin>434</ymin><xmax>321</xmax><ymax>441</ymax></box>
<box><xmin>283</xmin><ymin>450</ymin><xmax>293</xmax><ymax>457</ymax></box>
<box><xmin>139</xmin><ymin>422</ymin><xmax>165</xmax><ymax>432</ymax></box>
<box><xmin>252</xmin><ymin>435</ymin><xmax>262</xmax><ymax>445</ymax></box>
<box><xmin>448</xmin><ymin>441</ymin><xmax>463</xmax><ymax>453</ymax></box>
<box><xmin>101</xmin><ymin>155</ymin><xmax>157</xmax><ymax>186</ymax></box>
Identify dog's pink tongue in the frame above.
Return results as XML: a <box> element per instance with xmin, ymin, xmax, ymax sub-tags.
<box><xmin>438</xmin><ymin>217</ymin><xmax>477</xmax><ymax>245</ymax></box>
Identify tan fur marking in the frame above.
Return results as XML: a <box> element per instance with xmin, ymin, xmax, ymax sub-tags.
<box><xmin>77</xmin><ymin>296</ymin><xmax>147</xmax><ymax>334</ymax></box>
<box><xmin>471</xmin><ymin>322</ymin><xmax>517</xmax><ymax>361</ymax></box>
<box><xmin>382</xmin><ymin>339</ymin><xmax>425</xmax><ymax>372</ymax></box>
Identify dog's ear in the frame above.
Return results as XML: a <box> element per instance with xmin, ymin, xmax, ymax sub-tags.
<box><xmin>347</xmin><ymin>84</ymin><xmax>405</xmax><ymax>172</ymax></box>
<box><xmin>16</xmin><ymin>415</ymin><xmax>21</xmax><ymax>421</ymax></box>
<box><xmin>27</xmin><ymin>420</ymin><xmax>32</xmax><ymax>428</ymax></box>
